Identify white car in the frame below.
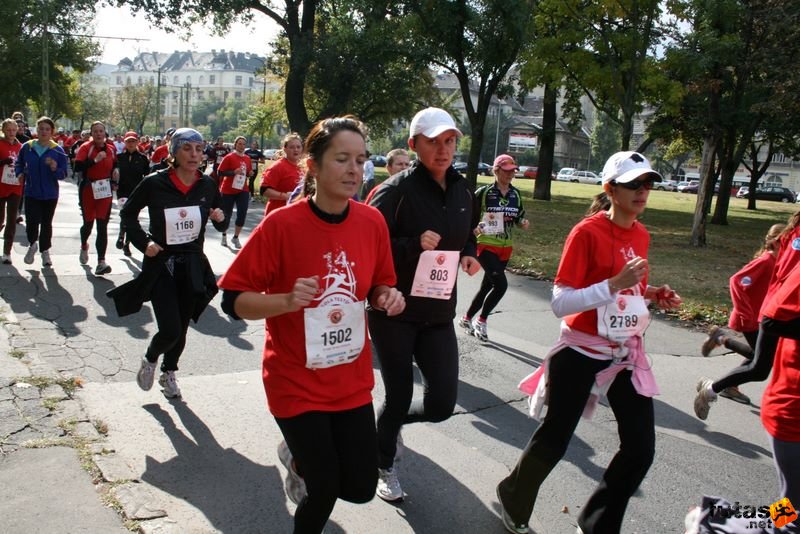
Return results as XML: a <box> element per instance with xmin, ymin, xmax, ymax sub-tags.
<box><xmin>655</xmin><ymin>180</ymin><xmax>678</xmax><ymax>191</ymax></box>
<box><xmin>570</xmin><ymin>170</ymin><xmax>601</xmax><ymax>185</ymax></box>
<box><xmin>556</xmin><ymin>168</ymin><xmax>576</xmax><ymax>181</ymax></box>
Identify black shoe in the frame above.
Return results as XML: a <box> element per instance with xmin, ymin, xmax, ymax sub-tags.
<box><xmin>115</xmin><ymin>236</ymin><xmax>124</xmax><ymax>249</ymax></box>
<box><xmin>123</xmin><ymin>244</ymin><xmax>132</xmax><ymax>257</ymax></box>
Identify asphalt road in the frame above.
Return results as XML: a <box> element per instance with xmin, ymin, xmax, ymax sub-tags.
<box><xmin>0</xmin><ymin>178</ymin><xmax>781</xmax><ymax>533</ymax></box>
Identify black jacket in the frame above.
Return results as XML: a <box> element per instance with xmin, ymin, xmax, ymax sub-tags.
<box><xmin>368</xmin><ymin>161</ymin><xmax>477</xmax><ymax>322</ymax></box>
<box><xmin>107</xmin><ymin>169</ymin><xmax>225</xmax><ymax>319</ymax></box>
<box><xmin>116</xmin><ymin>149</ymin><xmax>150</xmax><ymax>198</ymax></box>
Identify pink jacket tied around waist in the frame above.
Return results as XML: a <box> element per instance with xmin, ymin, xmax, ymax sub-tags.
<box><xmin>519</xmin><ymin>326</ymin><xmax>659</xmax><ymax>421</ymax></box>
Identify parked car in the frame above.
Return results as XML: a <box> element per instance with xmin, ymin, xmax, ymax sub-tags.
<box><xmin>556</xmin><ymin>167</ymin><xmax>576</xmax><ymax>181</ymax></box>
<box><xmin>570</xmin><ymin>170</ymin><xmax>601</xmax><ymax>185</ymax></box>
<box><xmin>369</xmin><ymin>154</ymin><xmax>387</xmax><ymax>167</ymax></box>
<box><xmin>677</xmin><ymin>180</ymin><xmax>698</xmax><ymax>193</ymax></box>
<box><xmin>736</xmin><ymin>186</ymin><xmax>749</xmax><ymax>199</ymax></box>
<box><xmin>655</xmin><ymin>180</ymin><xmax>678</xmax><ymax>192</ymax></box>
<box><xmin>263</xmin><ymin>148</ymin><xmax>279</xmax><ymax>159</ymax></box>
<box><xmin>453</xmin><ymin>161</ymin><xmax>492</xmax><ymax>176</ymax></box>
<box><xmin>746</xmin><ymin>186</ymin><xmax>797</xmax><ymax>203</ymax></box>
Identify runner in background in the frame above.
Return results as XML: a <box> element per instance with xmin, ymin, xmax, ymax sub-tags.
<box><xmin>367</xmin><ymin>107</ymin><xmax>480</xmax><ymax>503</ymax></box>
<box><xmin>218</xmin><ymin>116</ymin><xmax>404</xmax><ymax>534</ymax></box>
<box><xmin>109</xmin><ymin>128</ymin><xmax>225</xmax><ymax>399</ymax></box>
<box><xmin>695</xmin><ymin>209</ymin><xmax>800</xmax><ymax>420</ymax></box>
<box><xmin>261</xmin><ymin>132</ymin><xmax>303</xmax><ymax>214</ymax></box>
<box><xmin>0</xmin><ymin>119</ymin><xmax>23</xmax><ymax>264</ymax></box>
<box><xmin>244</xmin><ymin>140</ymin><xmax>265</xmax><ymax>201</ymax></box>
<box><xmin>14</xmin><ymin>117</ymin><xmax>68</xmax><ymax>267</ymax></box>
<box><xmin>115</xmin><ymin>131</ymin><xmax>151</xmax><ymax>257</ymax></box>
<box><xmin>217</xmin><ymin>136</ymin><xmax>252</xmax><ymax>248</ymax></box>
<box><xmin>208</xmin><ymin>136</ymin><xmax>230</xmax><ymax>185</ymax></box>
<box><xmin>150</xmin><ymin>129</ymin><xmax>175</xmax><ymax>171</ymax></box>
<box><xmin>459</xmin><ymin>154</ymin><xmax>529</xmax><ymax>342</ymax></box>
<box><xmin>362</xmin><ymin>148</ymin><xmax>411</xmax><ymax>205</ymax></box>
<box><xmin>496</xmin><ymin>151</ymin><xmax>681</xmax><ymax>534</ymax></box>
<box><xmin>694</xmin><ymin>223</ymin><xmax>784</xmax><ymax>406</ymax></box>
<box><xmin>74</xmin><ymin>121</ymin><xmax>117</xmax><ymax>275</ymax></box>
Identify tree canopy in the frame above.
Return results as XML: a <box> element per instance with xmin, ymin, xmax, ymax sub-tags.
<box><xmin>0</xmin><ymin>0</ymin><xmax>98</xmax><ymax>118</ymax></box>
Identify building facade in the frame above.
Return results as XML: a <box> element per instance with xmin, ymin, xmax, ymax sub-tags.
<box><xmin>109</xmin><ymin>50</ymin><xmax>269</xmax><ymax>132</ymax></box>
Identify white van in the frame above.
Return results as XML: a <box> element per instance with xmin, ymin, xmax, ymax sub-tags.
<box><xmin>571</xmin><ymin>170</ymin><xmax>601</xmax><ymax>185</ymax></box>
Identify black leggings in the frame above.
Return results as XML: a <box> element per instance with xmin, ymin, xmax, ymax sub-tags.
<box><xmin>145</xmin><ymin>262</ymin><xmax>195</xmax><ymax>372</ymax></box>
<box><xmin>0</xmin><ymin>194</ymin><xmax>21</xmax><ymax>255</ymax></box>
<box><xmin>466</xmin><ymin>249</ymin><xmax>509</xmax><ymax>320</ymax></box>
<box><xmin>24</xmin><ymin>197</ymin><xmax>58</xmax><ymax>252</ymax></box>
<box><xmin>713</xmin><ymin>317</ymin><xmax>800</xmax><ymax>393</ymax></box>
<box><xmin>498</xmin><ymin>347</ymin><xmax>655</xmax><ymax>534</ymax></box>
<box><xmin>368</xmin><ymin>311</ymin><xmax>459</xmax><ymax>469</ymax></box>
<box><xmin>80</xmin><ymin>219</ymin><xmax>109</xmax><ymax>261</ymax></box>
<box><xmin>220</xmin><ymin>191</ymin><xmax>250</xmax><ymax>232</ymax></box>
<box><xmin>275</xmin><ymin>403</ymin><xmax>377</xmax><ymax>534</ymax></box>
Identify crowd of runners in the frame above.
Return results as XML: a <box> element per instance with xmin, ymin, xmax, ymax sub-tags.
<box><xmin>1</xmin><ymin>107</ymin><xmax>799</xmax><ymax>534</ymax></box>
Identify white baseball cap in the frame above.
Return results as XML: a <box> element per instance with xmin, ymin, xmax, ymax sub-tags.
<box><xmin>602</xmin><ymin>151</ymin><xmax>662</xmax><ymax>184</ymax></box>
<box><xmin>409</xmin><ymin>107</ymin><xmax>463</xmax><ymax>140</ymax></box>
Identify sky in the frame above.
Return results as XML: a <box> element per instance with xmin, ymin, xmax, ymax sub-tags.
<box><xmin>94</xmin><ymin>5</ymin><xmax>281</xmax><ymax>65</ymax></box>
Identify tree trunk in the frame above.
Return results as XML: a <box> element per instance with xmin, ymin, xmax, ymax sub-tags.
<box><xmin>283</xmin><ymin>1</ymin><xmax>316</xmax><ymax>136</ymax></box>
<box><xmin>620</xmin><ymin>110</ymin><xmax>633</xmax><ymax>151</ymax></box>
<box><xmin>533</xmin><ymin>84</ymin><xmax>556</xmax><ymax>201</ymax></box>
<box><xmin>690</xmin><ymin>135</ymin><xmax>718</xmax><ymax>246</ymax></box>
<box><xmin>466</xmin><ymin>115</ymin><xmax>486</xmax><ymax>191</ymax></box>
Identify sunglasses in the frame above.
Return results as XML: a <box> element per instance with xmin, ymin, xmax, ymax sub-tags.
<box><xmin>612</xmin><ymin>179</ymin><xmax>655</xmax><ymax>191</ymax></box>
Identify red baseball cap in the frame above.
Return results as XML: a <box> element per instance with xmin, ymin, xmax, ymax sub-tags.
<box><xmin>123</xmin><ymin>131</ymin><xmax>139</xmax><ymax>142</ymax></box>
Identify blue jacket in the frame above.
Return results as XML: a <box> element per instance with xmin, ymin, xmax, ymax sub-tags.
<box><xmin>15</xmin><ymin>140</ymin><xmax>67</xmax><ymax>200</ymax></box>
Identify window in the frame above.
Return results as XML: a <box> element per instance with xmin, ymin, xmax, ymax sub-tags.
<box><xmin>197</xmin><ymin>91</ymin><xmax>205</xmax><ymax>100</ymax></box>
<box><xmin>126</xmin><ymin>77</ymin><xmax>131</xmax><ymax>85</ymax></box>
<box><xmin>224</xmin><ymin>91</ymin><xmax>229</xmax><ymax>100</ymax></box>
<box><xmin>209</xmin><ymin>75</ymin><xmax>216</xmax><ymax>84</ymax></box>
<box><xmin>199</xmin><ymin>75</ymin><xmax>205</xmax><ymax>85</ymax></box>
<box><xmin>116</xmin><ymin>76</ymin><xmax>123</xmax><ymax>85</ymax></box>
<box><xmin>149</xmin><ymin>76</ymin><xmax>154</xmax><ymax>84</ymax></box>
<box><xmin>173</xmin><ymin>76</ymin><xmax>179</xmax><ymax>85</ymax></box>
<box><xmin>249</xmin><ymin>77</ymin><xmax>254</xmax><ymax>87</ymax></box>
<box><xmin>186</xmin><ymin>75</ymin><xmax>191</xmax><ymax>84</ymax></box>
<box><xmin>209</xmin><ymin>91</ymin><xmax>215</xmax><ymax>98</ymax></box>
<box><xmin>235</xmin><ymin>75</ymin><xmax>243</xmax><ymax>85</ymax></box>
<box><xmin>137</xmin><ymin>76</ymin><xmax>143</xmax><ymax>85</ymax></box>
<box><xmin>234</xmin><ymin>91</ymin><xmax>242</xmax><ymax>99</ymax></box>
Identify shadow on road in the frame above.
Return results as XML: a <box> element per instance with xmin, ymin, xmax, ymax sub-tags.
<box><xmin>140</xmin><ymin>402</ymin><xmax>347</xmax><ymax>533</ymax></box>
<box><xmin>0</xmin><ymin>267</ymin><xmax>88</xmax><ymax>335</ymax></box>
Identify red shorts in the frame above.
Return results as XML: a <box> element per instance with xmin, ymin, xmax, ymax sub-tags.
<box><xmin>80</xmin><ymin>182</ymin><xmax>113</xmax><ymax>222</ymax></box>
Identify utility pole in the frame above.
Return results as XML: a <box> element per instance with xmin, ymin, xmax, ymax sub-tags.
<box><xmin>184</xmin><ymin>82</ymin><xmax>191</xmax><ymax>127</ymax></box>
<box><xmin>155</xmin><ymin>65</ymin><xmax>162</xmax><ymax>134</ymax></box>
<box><xmin>41</xmin><ymin>7</ymin><xmax>49</xmax><ymax>116</ymax></box>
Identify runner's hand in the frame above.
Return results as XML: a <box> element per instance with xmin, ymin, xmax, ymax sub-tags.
<box><xmin>209</xmin><ymin>208</ymin><xmax>224</xmax><ymax>223</ymax></box>
<box><xmin>145</xmin><ymin>241</ymin><xmax>163</xmax><ymax>257</ymax></box>
<box><xmin>460</xmin><ymin>256</ymin><xmax>481</xmax><ymax>276</ymax></box>
<box><xmin>286</xmin><ymin>276</ymin><xmax>319</xmax><ymax>312</ymax></box>
<box><xmin>652</xmin><ymin>284</ymin><xmax>682</xmax><ymax>309</ymax></box>
<box><xmin>373</xmin><ymin>287</ymin><xmax>405</xmax><ymax>316</ymax></box>
<box><xmin>420</xmin><ymin>230</ymin><xmax>441</xmax><ymax>251</ymax></box>
<box><xmin>520</xmin><ymin>219</ymin><xmax>530</xmax><ymax>230</ymax></box>
<box><xmin>609</xmin><ymin>256</ymin><xmax>648</xmax><ymax>292</ymax></box>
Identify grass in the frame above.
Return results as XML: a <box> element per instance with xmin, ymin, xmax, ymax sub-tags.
<box><xmin>8</xmin><ymin>349</ymin><xmax>25</xmax><ymax>359</ymax></box>
<box><xmin>491</xmin><ymin>178</ymin><xmax>798</xmax><ymax>326</ymax></box>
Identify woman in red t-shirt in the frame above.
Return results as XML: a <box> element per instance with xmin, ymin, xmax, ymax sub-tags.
<box><xmin>496</xmin><ymin>152</ymin><xmax>681</xmax><ymax>534</ymax></box>
<box><xmin>218</xmin><ymin>116</ymin><xmax>404</xmax><ymax>534</ymax></box>
<box><xmin>261</xmin><ymin>132</ymin><xmax>303</xmax><ymax>214</ymax></box>
<box><xmin>0</xmin><ymin>119</ymin><xmax>23</xmax><ymax>264</ymax></box>
<box><xmin>216</xmin><ymin>136</ymin><xmax>252</xmax><ymax>249</ymax></box>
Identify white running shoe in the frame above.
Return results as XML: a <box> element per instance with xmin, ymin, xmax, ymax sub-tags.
<box><xmin>95</xmin><ymin>261</ymin><xmax>112</xmax><ymax>275</ymax></box>
<box><xmin>458</xmin><ymin>315</ymin><xmax>474</xmax><ymax>335</ymax></box>
<box><xmin>136</xmin><ymin>357</ymin><xmax>157</xmax><ymax>391</ymax></box>
<box><xmin>79</xmin><ymin>245</ymin><xmax>89</xmax><ymax>265</ymax></box>
<box><xmin>473</xmin><ymin>318</ymin><xmax>489</xmax><ymax>342</ymax></box>
<box><xmin>24</xmin><ymin>242</ymin><xmax>38</xmax><ymax>265</ymax></box>
<box><xmin>41</xmin><ymin>251</ymin><xmax>52</xmax><ymax>267</ymax></box>
<box><xmin>376</xmin><ymin>464</ymin><xmax>404</xmax><ymax>502</ymax></box>
<box><xmin>277</xmin><ymin>440</ymin><xmax>307</xmax><ymax>505</ymax></box>
<box><xmin>231</xmin><ymin>235</ymin><xmax>241</xmax><ymax>249</ymax></box>
<box><xmin>158</xmin><ymin>371</ymin><xmax>181</xmax><ymax>398</ymax></box>
<box><xmin>693</xmin><ymin>378</ymin><xmax>717</xmax><ymax>420</ymax></box>
<box><xmin>220</xmin><ymin>234</ymin><xmax>227</xmax><ymax>247</ymax></box>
